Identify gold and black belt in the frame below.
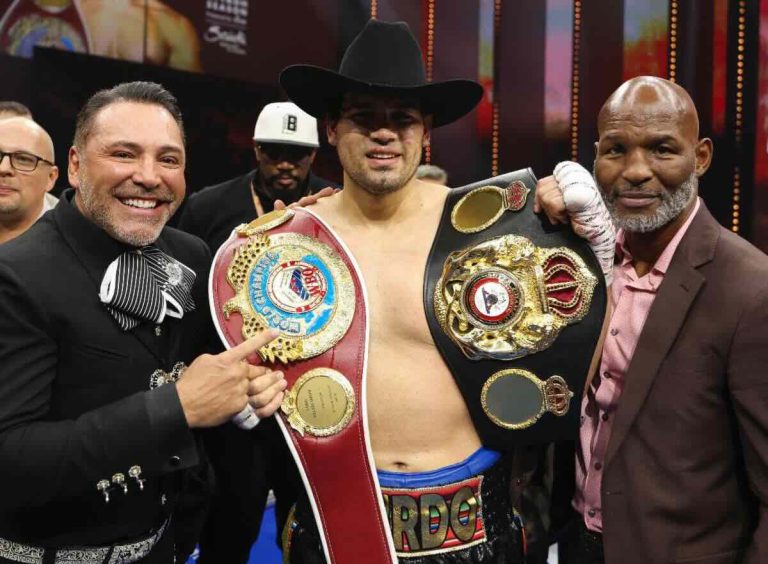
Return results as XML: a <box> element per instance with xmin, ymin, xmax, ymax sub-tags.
<box><xmin>425</xmin><ymin>168</ymin><xmax>608</xmax><ymax>448</ymax></box>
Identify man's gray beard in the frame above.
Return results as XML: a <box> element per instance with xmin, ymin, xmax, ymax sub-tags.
<box><xmin>77</xmin><ymin>173</ymin><xmax>165</xmax><ymax>247</ymax></box>
<box><xmin>594</xmin><ymin>166</ymin><xmax>698</xmax><ymax>233</ymax></box>
<box><xmin>0</xmin><ymin>199</ymin><xmax>21</xmax><ymax>215</ymax></box>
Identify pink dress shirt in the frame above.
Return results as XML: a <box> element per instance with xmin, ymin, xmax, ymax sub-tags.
<box><xmin>573</xmin><ymin>198</ymin><xmax>701</xmax><ymax>532</ymax></box>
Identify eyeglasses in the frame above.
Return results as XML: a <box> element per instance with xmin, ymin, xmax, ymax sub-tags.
<box><xmin>0</xmin><ymin>150</ymin><xmax>54</xmax><ymax>172</ymax></box>
<box><xmin>258</xmin><ymin>143</ymin><xmax>314</xmax><ymax>162</ymax></box>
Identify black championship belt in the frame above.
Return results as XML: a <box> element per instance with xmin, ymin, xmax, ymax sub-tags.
<box><xmin>425</xmin><ymin>168</ymin><xmax>607</xmax><ymax>448</ymax></box>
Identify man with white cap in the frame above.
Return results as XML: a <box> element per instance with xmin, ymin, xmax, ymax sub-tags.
<box><xmin>178</xmin><ymin>101</ymin><xmax>338</xmax><ymax>253</ymax></box>
<box><xmin>179</xmin><ymin>102</ymin><xmax>337</xmax><ymax>564</ymax></box>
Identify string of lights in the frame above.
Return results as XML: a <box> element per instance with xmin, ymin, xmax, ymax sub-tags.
<box><xmin>732</xmin><ymin>0</ymin><xmax>746</xmax><ymax>233</ymax></box>
<box><xmin>491</xmin><ymin>0</ymin><xmax>501</xmax><ymax>176</ymax></box>
<box><xmin>668</xmin><ymin>0</ymin><xmax>678</xmax><ymax>82</ymax></box>
<box><xmin>570</xmin><ymin>0</ymin><xmax>582</xmax><ymax>161</ymax></box>
<box><xmin>424</xmin><ymin>0</ymin><xmax>435</xmax><ymax>163</ymax></box>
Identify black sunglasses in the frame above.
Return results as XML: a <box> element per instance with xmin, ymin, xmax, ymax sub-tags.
<box><xmin>258</xmin><ymin>143</ymin><xmax>314</xmax><ymax>161</ymax></box>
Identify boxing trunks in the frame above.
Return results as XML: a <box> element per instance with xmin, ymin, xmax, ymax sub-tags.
<box><xmin>283</xmin><ymin>448</ymin><xmax>525</xmax><ymax>563</ymax></box>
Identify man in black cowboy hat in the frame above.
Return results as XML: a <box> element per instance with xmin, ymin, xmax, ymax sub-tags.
<box><xmin>276</xmin><ymin>19</ymin><xmax>615</xmax><ymax>564</ymax></box>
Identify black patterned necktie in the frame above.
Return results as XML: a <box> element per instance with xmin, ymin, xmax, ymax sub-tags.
<box><xmin>99</xmin><ymin>245</ymin><xmax>196</xmax><ymax>331</ymax></box>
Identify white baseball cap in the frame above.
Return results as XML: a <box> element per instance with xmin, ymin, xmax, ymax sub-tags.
<box><xmin>253</xmin><ymin>102</ymin><xmax>319</xmax><ymax>148</ymax></box>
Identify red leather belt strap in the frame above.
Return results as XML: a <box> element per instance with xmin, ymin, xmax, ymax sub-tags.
<box><xmin>209</xmin><ymin>208</ymin><xmax>396</xmax><ymax>564</ymax></box>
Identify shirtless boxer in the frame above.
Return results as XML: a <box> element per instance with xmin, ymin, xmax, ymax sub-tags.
<box><xmin>276</xmin><ymin>20</ymin><xmax>614</xmax><ymax>563</ymax></box>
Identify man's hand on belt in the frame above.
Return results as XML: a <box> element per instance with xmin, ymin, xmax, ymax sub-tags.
<box><xmin>175</xmin><ymin>329</ymin><xmax>287</xmax><ymax>428</ymax></box>
<box><xmin>533</xmin><ymin>175</ymin><xmax>569</xmax><ymax>225</ymax></box>
<box><xmin>534</xmin><ymin>162</ymin><xmax>616</xmax><ymax>285</ymax></box>
<box><xmin>246</xmin><ymin>365</ymin><xmax>287</xmax><ymax>418</ymax></box>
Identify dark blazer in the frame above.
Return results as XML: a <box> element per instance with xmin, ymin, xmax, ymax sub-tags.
<box><xmin>0</xmin><ymin>192</ymin><xmax>213</xmax><ymax>547</ymax></box>
<box><xmin>595</xmin><ymin>203</ymin><xmax>768</xmax><ymax>563</ymax></box>
<box><xmin>177</xmin><ymin>169</ymin><xmax>337</xmax><ymax>254</ymax></box>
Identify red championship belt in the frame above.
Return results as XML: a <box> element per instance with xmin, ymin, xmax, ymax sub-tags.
<box><xmin>209</xmin><ymin>208</ymin><xmax>397</xmax><ymax>564</ymax></box>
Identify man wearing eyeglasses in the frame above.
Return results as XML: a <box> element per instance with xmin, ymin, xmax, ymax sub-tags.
<box><xmin>178</xmin><ymin>101</ymin><xmax>337</xmax><ymax>564</ymax></box>
<box><xmin>0</xmin><ymin>117</ymin><xmax>58</xmax><ymax>244</ymax></box>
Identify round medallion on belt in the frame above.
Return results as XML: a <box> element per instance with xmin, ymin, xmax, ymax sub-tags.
<box><xmin>266</xmin><ymin>260</ymin><xmax>328</xmax><ymax>314</ymax></box>
<box><xmin>281</xmin><ymin>367</ymin><xmax>356</xmax><ymax>437</ymax></box>
<box><xmin>433</xmin><ymin>235</ymin><xmax>598</xmax><ymax>361</ymax></box>
<box><xmin>244</xmin><ymin>234</ymin><xmax>351</xmax><ymax>350</ymax></box>
<box><xmin>481</xmin><ymin>369</ymin><xmax>573</xmax><ymax>430</ymax></box>
<box><xmin>460</xmin><ymin>269</ymin><xmax>523</xmax><ymax>330</ymax></box>
<box><xmin>249</xmin><ymin>251</ymin><xmax>338</xmax><ymax>341</ymax></box>
<box><xmin>222</xmin><ymin>232</ymin><xmax>355</xmax><ymax>362</ymax></box>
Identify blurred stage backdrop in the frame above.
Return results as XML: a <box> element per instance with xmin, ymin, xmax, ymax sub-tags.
<box><xmin>0</xmin><ymin>0</ymin><xmax>767</xmax><ymax>251</ymax></box>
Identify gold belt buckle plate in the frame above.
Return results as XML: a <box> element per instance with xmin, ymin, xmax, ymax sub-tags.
<box><xmin>481</xmin><ymin>369</ymin><xmax>574</xmax><ymax>429</ymax></box>
<box><xmin>433</xmin><ymin>234</ymin><xmax>597</xmax><ymax>361</ymax></box>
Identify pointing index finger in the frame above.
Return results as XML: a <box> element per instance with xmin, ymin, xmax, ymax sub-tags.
<box><xmin>221</xmin><ymin>329</ymin><xmax>279</xmax><ymax>364</ymax></box>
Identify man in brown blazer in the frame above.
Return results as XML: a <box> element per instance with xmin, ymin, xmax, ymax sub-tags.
<box><xmin>538</xmin><ymin>76</ymin><xmax>768</xmax><ymax>563</ymax></box>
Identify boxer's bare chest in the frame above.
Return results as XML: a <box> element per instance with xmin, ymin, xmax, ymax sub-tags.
<box><xmin>311</xmin><ymin>191</ymin><xmax>481</xmax><ymax>469</ymax></box>
<box><xmin>314</xmin><ymin>194</ymin><xmax>441</xmax><ymax>350</ymax></box>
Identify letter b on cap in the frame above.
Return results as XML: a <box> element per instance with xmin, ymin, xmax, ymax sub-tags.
<box><xmin>283</xmin><ymin>114</ymin><xmax>297</xmax><ymax>133</ymax></box>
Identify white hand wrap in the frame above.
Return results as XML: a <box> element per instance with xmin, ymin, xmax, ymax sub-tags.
<box><xmin>232</xmin><ymin>404</ymin><xmax>261</xmax><ymax>430</ymax></box>
<box><xmin>553</xmin><ymin>161</ymin><xmax>615</xmax><ymax>285</ymax></box>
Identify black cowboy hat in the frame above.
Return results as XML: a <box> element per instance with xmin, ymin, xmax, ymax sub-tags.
<box><xmin>280</xmin><ymin>19</ymin><xmax>483</xmax><ymax>127</ymax></box>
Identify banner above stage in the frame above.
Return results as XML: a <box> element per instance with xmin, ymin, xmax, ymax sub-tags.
<box><xmin>0</xmin><ymin>0</ymin><xmax>264</xmax><ymax>80</ymax></box>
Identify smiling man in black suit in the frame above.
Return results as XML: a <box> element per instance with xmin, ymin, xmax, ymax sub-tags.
<box><xmin>0</xmin><ymin>81</ymin><xmax>286</xmax><ymax>564</ymax></box>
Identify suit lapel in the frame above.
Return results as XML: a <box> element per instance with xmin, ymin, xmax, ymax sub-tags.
<box><xmin>604</xmin><ymin>261</ymin><xmax>703</xmax><ymax>465</ymax></box>
<box><xmin>604</xmin><ymin>203</ymin><xmax>720</xmax><ymax>466</ymax></box>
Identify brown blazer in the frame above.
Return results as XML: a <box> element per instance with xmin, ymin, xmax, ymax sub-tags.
<box><xmin>597</xmin><ymin>203</ymin><xmax>768</xmax><ymax>563</ymax></box>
